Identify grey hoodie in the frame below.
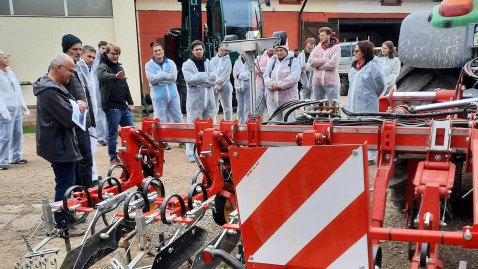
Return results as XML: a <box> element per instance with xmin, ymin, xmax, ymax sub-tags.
<box><xmin>33</xmin><ymin>75</ymin><xmax>81</xmax><ymax>163</ymax></box>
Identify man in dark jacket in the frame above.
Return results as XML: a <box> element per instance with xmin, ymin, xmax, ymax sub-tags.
<box><xmin>97</xmin><ymin>43</ymin><xmax>134</xmax><ymax>165</ymax></box>
<box><xmin>62</xmin><ymin>34</ymin><xmax>95</xmax><ymax>189</ymax></box>
<box><xmin>34</xmin><ymin>53</ymin><xmax>85</xmax><ymax>236</ymax></box>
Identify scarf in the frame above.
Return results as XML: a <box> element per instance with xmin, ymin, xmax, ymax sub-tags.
<box><xmin>191</xmin><ymin>56</ymin><xmax>206</xmax><ymax>72</ymax></box>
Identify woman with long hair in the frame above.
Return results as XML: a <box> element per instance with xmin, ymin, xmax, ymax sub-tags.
<box><xmin>379</xmin><ymin>40</ymin><xmax>401</xmax><ymax>95</ymax></box>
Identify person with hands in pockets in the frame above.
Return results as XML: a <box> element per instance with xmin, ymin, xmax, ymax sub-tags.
<box><xmin>181</xmin><ymin>40</ymin><xmax>216</xmax><ymax>163</ymax></box>
<box><xmin>0</xmin><ymin>50</ymin><xmax>29</xmax><ymax>170</ymax></box>
<box><xmin>264</xmin><ymin>42</ymin><xmax>301</xmax><ymax>123</ymax></box>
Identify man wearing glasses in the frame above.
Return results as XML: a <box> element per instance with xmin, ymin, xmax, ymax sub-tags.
<box><xmin>309</xmin><ymin>27</ymin><xmax>341</xmax><ymax>106</ymax></box>
<box><xmin>34</xmin><ymin>53</ymin><xmax>86</xmax><ymax>236</ymax></box>
<box><xmin>97</xmin><ymin>43</ymin><xmax>134</xmax><ymax>166</ymax></box>
<box><xmin>61</xmin><ymin>34</ymin><xmax>96</xmax><ymax>190</ymax></box>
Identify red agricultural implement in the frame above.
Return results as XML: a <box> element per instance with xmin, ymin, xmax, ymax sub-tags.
<box><xmin>15</xmin><ymin>40</ymin><xmax>478</xmax><ymax>268</ymax></box>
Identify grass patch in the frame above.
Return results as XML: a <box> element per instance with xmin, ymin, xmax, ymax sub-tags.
<box><xmin>23</xmin><ymin>126</ymin><xmax>36</xmax><ymax>133</ymax></box>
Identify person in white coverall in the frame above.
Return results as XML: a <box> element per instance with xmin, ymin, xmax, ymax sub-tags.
<box><xmin>254</xmin><ymin>47</ymin><xmax>274</xmax><ymax>120</ymax></box>
<box><xmin>92</xmin><ymin>41</ymin><xmax>108</xmax><ymax>146</ymax></box>
<box><xmin>378</xmin><ymin>40</ymin><xmax>401</xmax><ymax>96</ymax></box>
<box><xmin>298</xmin><ymin>38</ymin><xmax>316</xmax><ymax>100</ymax></box>
<box><xmin>182</xmin><ymin>40</ymin><xmax>216</xmax><ymax>163</ymax></box>
<box><xmin>0</xmin><ymin>50</ymin><xmax>29</xmax><ymax>170</ymax></box>
<box><xmin>233</xmin><ymin>54</ymin><xmax>251</xmax><ymax>124</ymax></box>
<box><xmin>210</xmin><ymin>46</ymin><xmax>233</xmax><ymax>121</ymax></box>
<box><xmin>77</xmin><ymin>45</ymin><xmax>101</xmax><ymax>184</ymax></box>
<box><xmin>145</xmin><ymin>43</ymin><xmax>185</xmax><ymax>150</ymax></box>
<box><xmin>347</xmin><ymin>41</ymin><xmax>386</xmax><ymax>165</ymax></box>
<box><xmin>264</xmin><ymin>42</ymin><xmax>301</xmax><ymax>123</ymax></box>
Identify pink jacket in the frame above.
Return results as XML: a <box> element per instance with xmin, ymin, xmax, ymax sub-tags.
<box><xmin>264</xmin><ymin>52</ymin><xmax>301</xmax><ymax>104</ymax></box>
<box><xmin>255</xmin><ymin>50</ymin><xmax>271</xmax><ymax>89</ymax></box>
<box><xmin>309</xmin><ymin>38</ymin><xmax>341</xmax><ymax>86</ymax></box>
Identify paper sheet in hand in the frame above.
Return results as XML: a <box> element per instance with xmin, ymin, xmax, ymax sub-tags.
<box><xmin>69</xmin><ymin>100</ymin><xmax>87</xmax><ymax>131</ymax></box>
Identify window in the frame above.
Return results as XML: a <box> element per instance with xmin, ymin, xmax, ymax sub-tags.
<box><xmin>13</xmin><ymin>0</ymin><xmax>64</xmax><ymax>16</ymax></box>
<box><xmin>381</xmin><ymin>0</ymin><xmax>402</xmax><ymax>6</ymax></box>
<box><xmin>0</xmin><ymin>0</ymin><xmax>10</xmax><ymax>15</ymax></box>
<box><xmin>67</xmin><ymin>0</ymin><xmax>112</xmax><ymax>16</ymax></box>
<box><xmin>1</xmin><ymin>0</ymin><xmax>113</xmax><ymax>17</ymax></box>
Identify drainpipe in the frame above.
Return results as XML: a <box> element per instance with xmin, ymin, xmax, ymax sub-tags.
<box><xmin>134</xmin><ymin>0</ymin><xmax>149</xmax><ymax>116</ymax></box>
<box><xmin>298</xmin><ymin>0</ymin><xmax>308</xmax><ymax>49</ymax></box>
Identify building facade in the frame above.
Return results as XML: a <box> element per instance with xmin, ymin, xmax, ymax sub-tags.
<box><xmin>0</xmin><ymin>0</ymin><xmax>438</xmax><ymax>125</ymax></box>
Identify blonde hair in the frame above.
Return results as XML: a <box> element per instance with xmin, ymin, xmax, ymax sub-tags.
<box><xmin>106</xmin><ymin>43</ymin><xmax>121</xmax><ymax>54</ymax></box>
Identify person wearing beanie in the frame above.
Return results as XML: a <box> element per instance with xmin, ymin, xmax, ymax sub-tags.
<box><xmin>0</xmin><ymin>50</ymin><xmax>29</xmax><ymax>170</ymax></box>
<box><xmin>309</xmin><ymin>27</ymin><xmax>341</xmax><ymax>106</ymax></box>
<box><xmin>62</xmin><ymin>34</ymin><xmax>83</xmax><ymax>53</ymax></box>
<box><xmin>61</xmin><ymin>34</ymin><xmax>96</xmax><ymax>190</ymax></box>
<box><xmin>264</xmin><ymin>40</ymin><xmax>301</xmax><ymax>123</ymax></box>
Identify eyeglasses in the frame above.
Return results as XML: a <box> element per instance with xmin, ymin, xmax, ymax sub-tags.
<box><xmin>353</xmin><ymin>50</ymin><xmax>360</xmax><ymax>54</ymax></box>
<box><xmin>60</xmin><ymin>64</ymin><xmax>75</xmax><ymax>74</ymax></box>
<box><xmin>108</xmin><ymin>52</ymin><xmax>120</xmax><ymax>57</ymax></box>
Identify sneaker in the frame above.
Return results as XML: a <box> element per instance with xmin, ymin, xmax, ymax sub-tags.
<box><xmin>188</xmin><ymin>154</ymin><xmax>196</xmax><ymax>163</ymax></box>
<box><xmin>0</xmin><ymin>165</ymin><xmax>7</xmax><ymax>170</ymax></box>
<box><xmin>11</xmin><ymin>159</ymin><xmax>27</xmax><ymax>164</ymax></box>
<box><xmin>110</xmin><ymin>157</ymin><xmax>122</xmax><ymax>165</ymax></box>
<box><xmin>68</xmin><ymin>226</ymin><xmax>85</xmax><ymax>237</ymax></box>
<box><xmin>98</xmin><ymin>140</ymin><xmax>107</xmax><ymax>146</ymax></box>
<box><xmin>178</xmin><ymin>143</ymin><xmax>186</xmax><ymax>149</ymax></box>
<box><xmin>164</xmin><ymin>142</ymin><xmax>171</xmax><ymax>150</ymax></box>
<box><xmin>368</xmin><ymin>160</ymin><xmax>375</xmax><ymax>166</ymax></box>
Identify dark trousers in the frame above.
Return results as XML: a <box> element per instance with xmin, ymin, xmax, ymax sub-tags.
<box><xmin>75</xmin><ymin>127</ymin><xmax>93</xmax><ymax>189</ymax></box>
<box><xmin>52</xmin><ymin>161</ymin><xmax>76</xmax><ymax>226</ymax></box>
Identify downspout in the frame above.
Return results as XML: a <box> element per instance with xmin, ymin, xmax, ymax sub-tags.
<box><xmin>298</xmin><ymin>0</ymin><xmax>308</xmax><ymax>49</ymax></box>
<box><xmin>134</xmin><ymin>0</ymin><xmax>149</xmax><ymax>116</ymax></box>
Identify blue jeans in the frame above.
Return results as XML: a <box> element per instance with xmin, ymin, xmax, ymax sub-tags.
<box><xmin>254</xmin><ymin>88</ymin><xmax>267</xmax><ymax>121</ymax></box>
<box><xmin>0</xmin><ymin>106</ymin><xmax>23</xmax><ymax>165</ymax></box>
<box><xmin>236</xmin><ymin>87</ymin><xmax>251</xmax><ymax>124</ymax></box>
<box><xmin>105</xmin><ymin>108</ymin><xmax>134</xmax><ymax>160</ymax></box>
<box><xmin>52</xmin><ymin>161</ymin><xmax>76</xmax><ymax>226</ymax></box>
<box><xmin>313</xmin><ymin>85</ymin><xmax>340</xmax><ymax>104</ymax></box>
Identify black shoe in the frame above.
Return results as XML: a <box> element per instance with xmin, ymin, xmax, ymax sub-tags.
<box><xmin>0</xmin><ymin>165</ymin><xmax>7</xmax><ymax>170</ymax></box>
<box><xmin>11</xmin><ymin>159</ymin><xmax>27</xmax><ymax>164</ymax></box>
<box><xmin>98</xmin><ymin>140</ymin><xmax>107</xmax><ymax>146</ymax></box>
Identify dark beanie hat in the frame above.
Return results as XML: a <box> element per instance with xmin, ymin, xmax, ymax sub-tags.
<box><xmin>62</xmin><ymin>34</ymin><xmax>82</xmax><ymax>53</ymax></box>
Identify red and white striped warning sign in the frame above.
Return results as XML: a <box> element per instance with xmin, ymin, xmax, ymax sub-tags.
<box><xmin>229</xmin><ymin>145</ymin><xmax>371</xmax><ymax>268</ymax></box>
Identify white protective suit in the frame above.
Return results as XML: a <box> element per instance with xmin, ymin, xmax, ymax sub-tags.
<box><xmin>77</xmin><ymin>58</ymin><xmax>99</xmax><ymax>183</ymax></box>
<box><xmin>297</xmin><ymin>50</ymin><xmax>313</xmax><ymax>100</ymax></box>
<box><xmin>145</xmin><ymin>58</ymin><xmax>183</xmax><ymax>124</ymax></box>
<box><xmin>233</xmin><ymin>58</ymin><xmax>251</xmax><ymax>124</ymax></box>
<box><xmin>182</xmin><ymin>58</ymin><xmax>216</xmax><ymax>156</ymax></box>
<box><xmin>210</xmin><ymin>54</ymin><xmax>233</xmax><ymax>121</ymax></box>
<box><xmin>347</xmin><ymin>56</ymin><xmax>386</xmax><ymax>162</ymax></box>
<box><xmin>379</xmin><ymin>56</ymin><xmax>401</xmax><ymax>95</ymax></box>
<box><xmin>264</xmin><ymin>51</ymin><xmax>301</xmax><ymax>122</ymax></box>
<box><xmin>92</xmin><ymin>50</ymin><xmax>107</xmax><ymax>142</ymax></box>
<box><xmin>0</xmin><ymin>66</ymin><xmax>29</xmax><ymax>166</ymax></box>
